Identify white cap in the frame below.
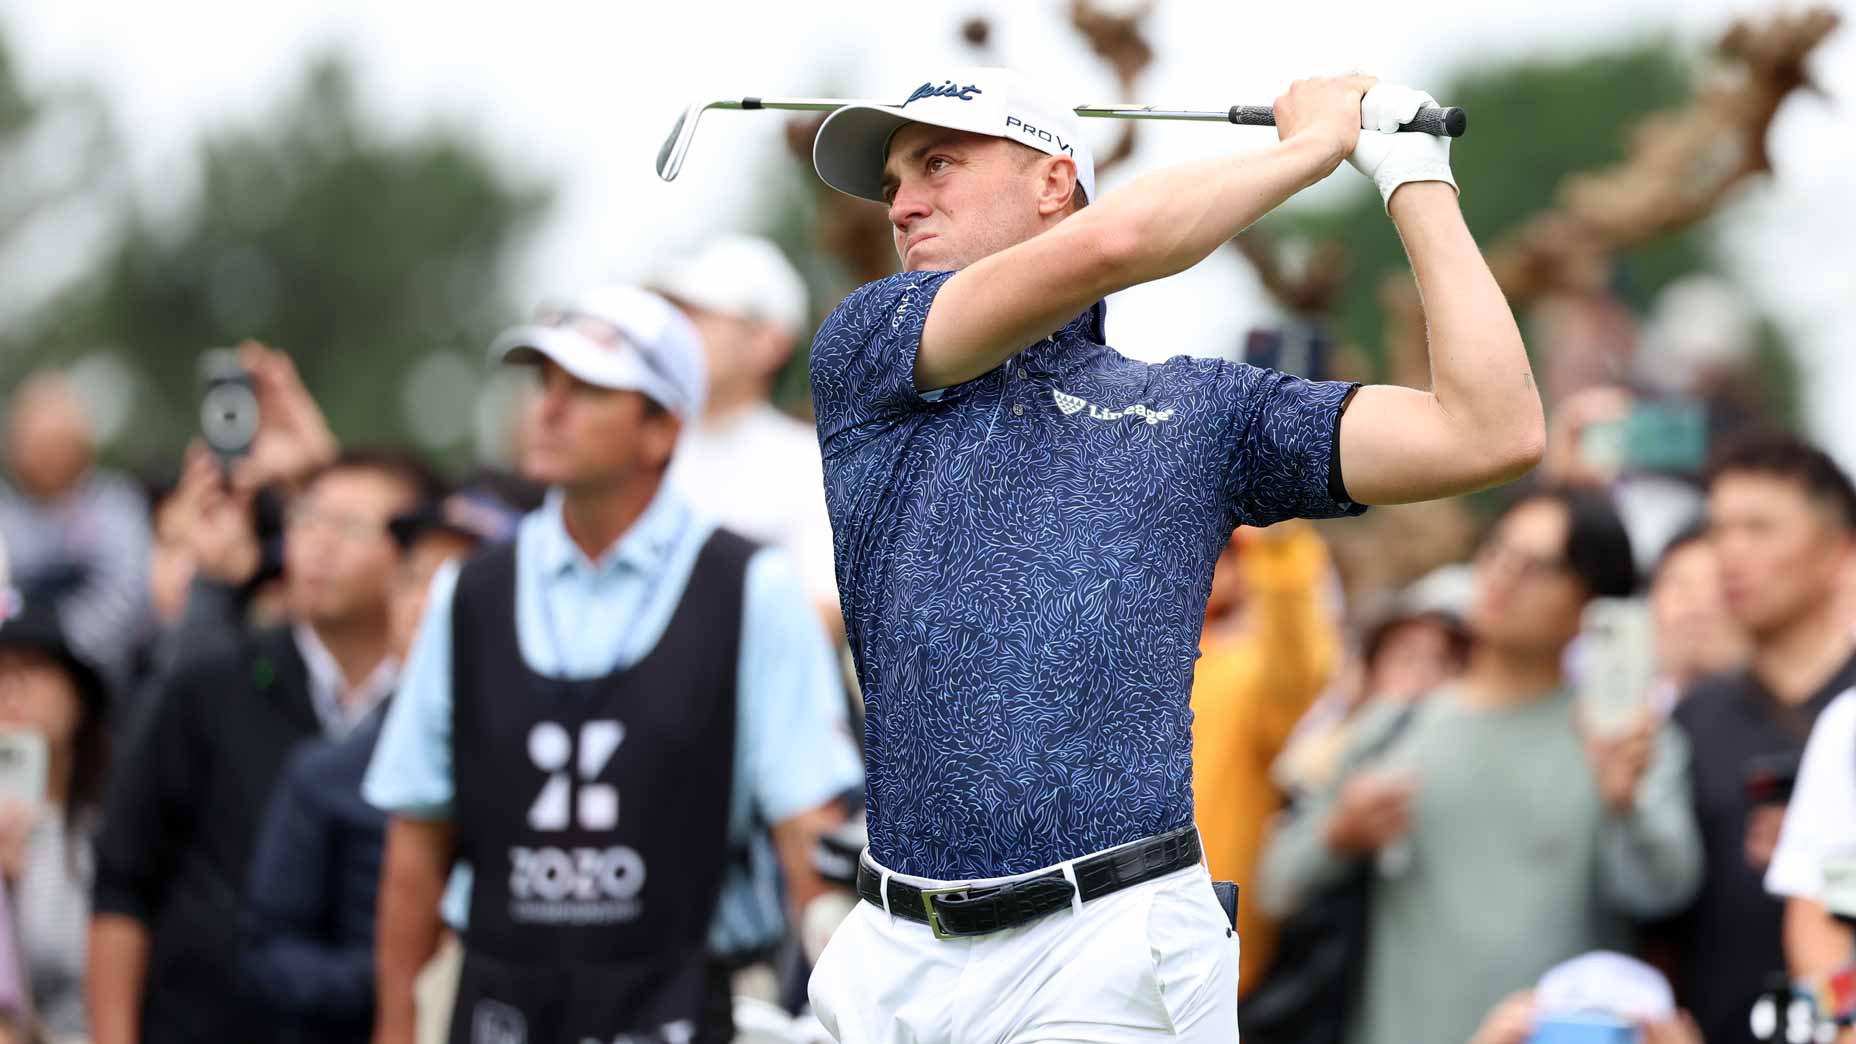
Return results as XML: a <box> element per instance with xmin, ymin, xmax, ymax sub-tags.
<box><xmin>813</xmin><ymin>67</ymin><xmax>1095</xmax><ymax>205</ymax></box>
<box><xmin>652</xmin><ymin>235</ymin><xmax>809</xmax><ymax>334</ymax></box>
<box><xmin>1534</xmin><ymin>951</ymin><xmax>1676</xmax><ymax>1022</ymax></box>
<box><xmin>490</xmin><ymin>284</ymin><xmax>706</xmax><ymax>418</ymax></box>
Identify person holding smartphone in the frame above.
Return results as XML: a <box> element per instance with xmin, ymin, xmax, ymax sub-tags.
<box><xmin>1259</xmin><ymin>486</ymin><xmax>1703</xmax><ymax>1044</ymax></box>
<box><xmin>0</xmin><ymin>596</ymin><xmax>110</xmax><ymax>1043</ymax></box>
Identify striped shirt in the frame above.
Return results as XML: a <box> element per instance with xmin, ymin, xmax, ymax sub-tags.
<box><xmin>0</xmin><ymin>472</ymin><xmax>152</xmax><ymax>679</ymax></box>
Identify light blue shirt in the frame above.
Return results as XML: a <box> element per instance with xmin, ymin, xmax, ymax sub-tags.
<box><xmin>363</xmin><ymin>487</ymin><xmax>861</xmax><ymax>955</ymax></box>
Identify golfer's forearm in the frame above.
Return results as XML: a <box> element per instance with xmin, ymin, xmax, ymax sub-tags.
<box><xmin>1097</xmin><ymin>132</ymin><xmax>1339</xmax><ymax>286</ymax></box>
<box><xmin>1391</xmin><ymin>184</ymin><xmax>1544</xmax><ymax>476</ymax></box>
<box><xmin>87</xmin><ymin>914</ymin><xmax>151</xmax><ymax>1044</ymax></box>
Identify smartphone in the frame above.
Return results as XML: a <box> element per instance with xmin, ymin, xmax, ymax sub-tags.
<box><xmin>199</xmin><ymin>348</ymin><xmax>260</xmax><ymax>464</ymax></box>
<box><xmin>1579</xmin><ymin>401</ymin><xmax>1709</xmax><ymax>478</ymax></box>
<box><xmin>1578</xmin><ymin>598</ymin><xmax>1658</xmax><ymax>736</ymax></box>
<box><xmin>0</xmin><ymin>730</ymin><xmax>48</xmax><ymax>808</ymax></box>
<box><xmin>1529</xmin><ymin>1015</ymin><xmax>1638</xmax><ymax>1044</ymax></box>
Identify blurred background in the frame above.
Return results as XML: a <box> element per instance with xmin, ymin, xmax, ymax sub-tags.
<box><xmin>0</xmin><ymin>0</ymin><xmax>1849</xmax><ymax>468</ymax></box>
<box><xmin>1</xmin><ymin>1</ymin><xmax>1855</xmax><ymax>1042</ymax></box>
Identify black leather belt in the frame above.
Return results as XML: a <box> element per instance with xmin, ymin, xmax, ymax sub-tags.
<box><xmin>856</xmin><ymin>825</ymin><xmax>1201</xmax><ymax>939</ymax></box>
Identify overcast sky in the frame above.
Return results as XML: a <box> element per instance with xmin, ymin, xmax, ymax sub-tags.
<box><xmin>4</xmin><ymin>0</ymin><xmax>1852</xmax><ymax>454</ymax></box>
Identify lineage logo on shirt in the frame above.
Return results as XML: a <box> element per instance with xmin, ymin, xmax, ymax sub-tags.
<box><xmin>1052</xmin><ymin>388</ymin><xmax>1175</xmax><ymax>425</ymax></box>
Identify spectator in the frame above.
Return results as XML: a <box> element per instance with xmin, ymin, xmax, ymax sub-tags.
<box><xmin>1188</xmin><ymin>520</ymin><xmax>1339</xmax><ymax>995</ymax></box>
<box><xmin>1658</xmin><ymin>433</ymin><xmax>1856</xmax><ymax>1044</ymax></box>
<box><xmin>122</xmin><ymin>345</ymin><xmax>342</xmax><ymax>739</ymax></box>
<box><xmin>0</xmin><ymin>372</ymin><xmax>153</xmax><ymax>689</ymax></box>
<box><xmin>654</xmin><ymin>236</ymin><xmax>840</xmax><ymax>627</ymax></box>
<box><xmin>1648</xmin><ymin>522</ymin><xmax>1750</xmax><ymax>709</ymax></box>
<box><xmin>239</xmin><ymin>492</ymin><xmax>510</xmax><ymax>1044</ymax></box>
<box><xmin>0</xmin><ymin>599</ymin><xmax>109</xmax><ymax>1043</ymax></box>
<box><xmin>1272</xmin><ymin>565</ymin><xmax>1471</xmax><ymax>797</ymax></box>
<box><xmin>1765</xmin><ymin>687</ymin><xmax>1856</xmax><ymax>984</ymax></box>
<box><xmin>365</xmin><ymin>287</ymin><xmax>860</xmax><ymax>1044</ymax></box>
<box><xmin>87</xmin><ymin>449</ymin><xmax>436</xmax><ymax>1044</ymax></box>
<box><xmin>1259</xmin><ymin>486</ymin><xmax>1703</xmax><ymax>1044</ymax></box>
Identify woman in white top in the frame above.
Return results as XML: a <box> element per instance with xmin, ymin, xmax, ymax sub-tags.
<box><xmin>0</xmin><ymin>598</ymin><xmax>109</xmax><ymax>1043</ymax></box>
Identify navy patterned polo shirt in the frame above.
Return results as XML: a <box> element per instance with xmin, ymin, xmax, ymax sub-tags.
<box><xmin>811</xmin><ymin>270</ymin><xmax>1364</xmax><ymax>880</ymax></box>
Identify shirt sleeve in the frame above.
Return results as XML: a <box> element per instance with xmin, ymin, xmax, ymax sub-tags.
<box><xmin>362</xmin><ymin>561</ymin><xmax>461</xmax><ymax>819</ymax></box>
<box><xmin>1765</xmin><ymin>690</ymin><xmax>1856</xmax><ymax>901</ymax></box>
<box><xmin>1596</xmin><ymin>723</ymin><xmax>1705</xmax><ymax>918</ymax></box>
<box><xmin>1205</xmin><ymin>360</ymin><xmax>1366</xmax><ymax>527</ymax></box>
<box><xmin>1254</xmin><ymin>702</ymin><xmax>1408</xmax><ymax>920</ymax></box>
<box><xmin>808</xmin><ymin>271</ymin><xmax>957</xmax><ymax>454</ymax></box>
<box><xmin>735</xmin><ymin>548</ymin><xmax>863</xmax><ymax>828</ymax></box>
<box><xmin>58</xmin><ymin>479</ymin><xmax>154</xmax><ymax>676</ymax></box>
<box><xmin>241</xmin><ymin>746</ymin><xmax>374</xmax><ymax>1020</ymax></box>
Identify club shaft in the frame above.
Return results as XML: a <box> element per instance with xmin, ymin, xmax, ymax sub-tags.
<box><xmin>717</xmin><ymin>98</ymin><xmax>1253</xmax><ymax>122</ymax></box>
<box><xmin>711</xmin><ymin>98</ymin><xmax>1463</xmax><ymax>134</ymax></box>
<box><xmin>656</xmin><ymin>95</ymin><xmax>1465</xmax><ymax>181</ymax></box>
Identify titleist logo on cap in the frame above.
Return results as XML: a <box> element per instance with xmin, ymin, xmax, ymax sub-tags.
<box><xmin>904</xmin><ymin>81</ymin><xmax>983</xmax><ymax>106</ymax></box>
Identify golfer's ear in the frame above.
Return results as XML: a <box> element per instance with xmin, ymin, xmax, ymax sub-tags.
<box><xmin>1036</xmin><ymin>155</ymin><xmax>1081</xmax><ymax>217</ymax></box>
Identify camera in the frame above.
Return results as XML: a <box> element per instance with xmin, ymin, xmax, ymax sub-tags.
<box><xmin>199</xmin><ymin>348</ymin><xmax>259</xmax><ymax>462</ymax></box>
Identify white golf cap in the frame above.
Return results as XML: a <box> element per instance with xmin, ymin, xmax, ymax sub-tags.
<box><xmin>1534</xmin><ymin>951</ymin><xmax>1676</xmax><ymax>1022</ymax></box>
<box><xmin>651</xmin><ymin>235</ymin><xmax>809</xmax><ymax>334</ymax></box>
<box><xmin>490</xmin><ymin>284</ymin><xmax>706</xmax><ymax>418</ymax></box>
<box><xmin>813</xmin><ymin>67</ymin><xmax>1095</xmax><ymax>205</ymax></box>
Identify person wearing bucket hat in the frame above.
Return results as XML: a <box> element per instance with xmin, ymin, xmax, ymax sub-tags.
<box><xmin>803</xmin><ymin>65</ymin><xmax>1540</xmax><ymax>1040</ymax></box>
<box><xmin>365</xmin><ymin>286</ymin><xmax>860</xmax><ymax>1044</ymax></box>
<box><xmin>0</xmin><ymin>594</ymin><xmax>109</xmax><ymax>1042</ymax></box>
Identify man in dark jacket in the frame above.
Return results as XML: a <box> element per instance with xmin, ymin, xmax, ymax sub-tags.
<box><xmin>240</xmin><ymin>493</ymin><xmax>512</xmax><ymax>1044</ymax></box>
<box><xmin>88</xmin><ymin>450</ymin><xmax>438</xmax><ymax>1044</ymax></box>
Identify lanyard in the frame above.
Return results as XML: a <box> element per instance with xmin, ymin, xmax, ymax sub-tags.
<box><xmin>532</xmin><ymin>502</ymin><xmax>686</xmax><ymax>679</ymax></box>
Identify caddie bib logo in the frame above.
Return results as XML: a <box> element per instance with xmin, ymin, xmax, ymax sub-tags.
<box><xmin>507</xmin><ymin>719</ymin><xmax>646</xmax><ymax>925</ymax></box>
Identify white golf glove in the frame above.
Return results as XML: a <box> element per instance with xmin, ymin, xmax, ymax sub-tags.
<box><xmin>1347</xmin><ymin>84</ymin><xmax>1457</xmax><ymax>210</ymax></box>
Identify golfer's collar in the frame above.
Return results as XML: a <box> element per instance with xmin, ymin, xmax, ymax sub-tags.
<box><xmin>1074</xmin><ymin>298</ymin><xmax>1107</xmax><ymax>343</ymax></box>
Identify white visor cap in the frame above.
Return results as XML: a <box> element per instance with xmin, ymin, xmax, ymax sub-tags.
<box><xmin>491</xmin><ymin>284</ymin><xmax>706</xmax><ymax>419</ymax></box>
<box><xmin>813</xmin><ymin>67</ymin><xmax>1095</xmax><ymax>205</ymax></box>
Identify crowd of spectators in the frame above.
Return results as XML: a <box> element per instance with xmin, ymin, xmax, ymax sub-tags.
<box><xmin>0</xmin><ymin>239</ymin><xmax>1849</xmax><ymax>1044</ymax></box>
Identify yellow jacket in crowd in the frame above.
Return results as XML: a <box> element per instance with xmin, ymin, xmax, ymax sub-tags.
<box><xmin>1189</xmin><ymin>522</ymin><xmax>1337</xmax><ymax>995</ymax></box>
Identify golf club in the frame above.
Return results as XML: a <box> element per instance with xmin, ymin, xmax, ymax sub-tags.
<box><xmin>655</xmin><ymin>96</ymin><xmax>1468</xmax><ymax>182</ymax></box>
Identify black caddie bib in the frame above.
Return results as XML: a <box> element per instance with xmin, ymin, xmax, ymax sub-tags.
<box><xmin>447</xmin><ymin>529</ymin><xmax>752</xmax><ymax>1044</ymax></box>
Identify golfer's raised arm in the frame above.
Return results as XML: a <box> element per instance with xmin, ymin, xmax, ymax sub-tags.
<box><xmin>916</xmin><ymin>77</ymin><xmax>1374</xmax><ymax>392</ymax></box>
<box><xmin>1335</xmin><ymin>184</ymin><xmax>1545</xmax><ymax>504</ymax></box>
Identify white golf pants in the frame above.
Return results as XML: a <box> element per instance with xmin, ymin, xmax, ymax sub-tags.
<box><xmin>808</xmin><ymin>852</ymin><xmax>1239</xmax><ymax>1043</ymax></box>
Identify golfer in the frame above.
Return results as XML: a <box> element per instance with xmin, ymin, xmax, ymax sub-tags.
<box><xmin>803</xmin><ymin>67</ymin><xmax>1544</xmax><ymax>1042</ymax></box>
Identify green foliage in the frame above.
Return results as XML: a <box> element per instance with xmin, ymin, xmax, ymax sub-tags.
<box><xmin>1266</xmin><ymin>40</ymin><xmax>1711</xmax><ymax>378</ymax></box>
<box><xmin>23</xmin><ymin>56</ymin><xmax>551</xmax><ymax>467</ymax></box>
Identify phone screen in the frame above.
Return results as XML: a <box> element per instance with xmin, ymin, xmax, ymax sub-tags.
<box><xmin>0</xmin><ymin>730</ymin><xmax>49</xmax><ymax>807</ymax></box>
<box><xmin>1623</xmin><ymin>401</ymin><xmax>1707</xmax><ymax>475</ymax></box>
<box><xmin>1577</xmin><ymin>598</ymin><xmax>1658</xmax><ymax>736</ymax></box>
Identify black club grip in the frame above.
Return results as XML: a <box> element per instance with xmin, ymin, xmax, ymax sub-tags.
<box><xmin>1227</xmin><ymin>104</ymin><xmax>1467</xmax><ymax>138</ymax></box>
